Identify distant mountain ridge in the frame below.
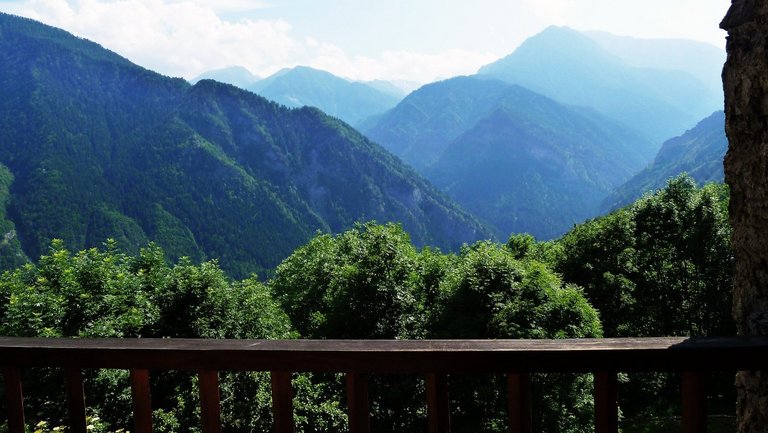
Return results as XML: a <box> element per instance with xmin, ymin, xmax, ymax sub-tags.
<box><xmin>249</xmin><ymin>66</ymin><xmax>403</xmax><ymax>126</ymax></box>
<box><xmin>191</xmin><ymin>66</ymin><xmax>260</xmax><ymax>88</ymax></box>
<box><xmin>0</xmin><ymin>12</ymin><xmax>490</xmax><ymax>277</ymax></box>
<box><xmin>477</xmin><ymin>26</ymin><xmax>722</xmax><ymax>143</ymax></box>
<box><xmin>364</xmin><ymin>76</ymin><xmax>656</xmax><ymax>239</ymax></box>
<box><xmin>603</xmin><ymin>111</ymin><xmax>727</xmax><ymax>210</ymax></box>
<box><xmin>583</xmin><ymin>31</ymin><xmax>725</xmax><ymax>95</ymax></box>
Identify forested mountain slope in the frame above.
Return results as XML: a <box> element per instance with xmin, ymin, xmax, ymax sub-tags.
<box><xmin>0</xmin><ymin>13</ymin><xmax>490</xmax><ymax>277</ymax></box>
<box><xmin>603</xmin><ymin>111</ymin><xmax>726</xmax><ymax>210</ymax></box>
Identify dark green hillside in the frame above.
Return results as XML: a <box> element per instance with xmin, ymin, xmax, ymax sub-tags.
<box><xmin>250</xmin><ymin>66</ymin><xmax>402</xmax><ymax>126</ymax></box>
<box><xmin>0</xmin><ymin>13</ymin><xmax>489</xmax><ymax>277</ymax></box>
<box><xmin>603</xmin><ymin>111</ymin><xmax>726</xmax><ymax>210</ymax></box>
<box><xmin>477</xmin><ymin>26</ymin><xmax>721</xmax><ymax>143</ymax></box>
<box><xmin>366</xmin><ymin>76</ymin><xmax>654</xmax><ymax>239</ymax></box>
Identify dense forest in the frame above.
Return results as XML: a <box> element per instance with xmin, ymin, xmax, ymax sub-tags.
<box><xmin>0</xmin><ymin>176</ymin><xmax>733</xmax><ymax>433</ymax></box>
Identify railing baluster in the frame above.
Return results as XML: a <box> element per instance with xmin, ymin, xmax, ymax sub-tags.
<box><xmin>426</xmin><ymin>373</ymin><xmax>451</xmax><ymax>433</ymax></box>
<box><xmin>65</xmin><ymin>368</ymin><xmax>87</xmax><ymax>433</ymax></box>
<box><xmin>271</xmin><ymin>372</ymin><xmax>295</xmax><ymax>433</ymax></box>
<box><xmin>346</xmin><ymin>373</ymin><xmax>370</xmax><ymax>433</ymax></box>
<box><xmin>682</xmin><ymin>371</ymin><xmax>706</xmax><ymax>433</ymax></box>
<box><xmin>507</xmin><ymin>373</ymin><xmax>532</xmax><ymax>433</ymax></box>
<box><xmin>2</xmin><ymin>367</ymin><xmax>25</xmax><ymax>433</ymax></box>
<box><xmin>198</xmin><ymin>370</ymin><xmax>222</xmax><ymax>433</ymax></box>
<box><xmin>130</xmin><ymin>369</ymin><xmax>153</xmax><ymax>433</ymax></box>
<box><xmin>594</xmin><ymin>372</ymin><xmax>618</xmax><ymax>433</ymax></box>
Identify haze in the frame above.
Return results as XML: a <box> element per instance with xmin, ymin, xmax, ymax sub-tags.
<box><xmin>0</xmin><ymin>0</ymin><xmax>729</xmax><ymax>84</ymax></box>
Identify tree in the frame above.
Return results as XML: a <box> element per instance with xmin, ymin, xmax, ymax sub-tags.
<box><xmin>271</xmin><ymin>222</ymin><xmax>423</xmax><ymax>339</ymax></box>
<box><xmin>0</xmin><ymin>240</ymin><xmax>345</xmax><ymax>433</ymax></box>
<box><xmin>552</xmin><ymin>176</ymin><xmax>733</xmax><ymax>421</ymax></box>
<box><xmin>432</xmin><ymin>241</ymin><xmax>601</xmax><ymax>433</ymax></box>
<box><xmin>554</xmin><ymin>175</ymin><xmax>732</xmax><ymax>338</ymax></box>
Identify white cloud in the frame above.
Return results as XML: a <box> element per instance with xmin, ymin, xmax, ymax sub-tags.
<box><xmin>0</xmin><ymin>0</ymin><xmax>498</xmax><ymax>84</ymax></box>
<box><xmin>6</xmin><ymin>0</ymin><xmax>301</xmax><ymax>78</ymax></box>
<box><xmin>169</xmin><ymin>0</ymin><xmax>270</xmax><ymax>13</ymax></box>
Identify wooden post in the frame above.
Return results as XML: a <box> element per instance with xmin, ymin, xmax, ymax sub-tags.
<box><xmin>426</xmin><ymin>373</ymin><xmax>450</xmax><ymax>433</ymax></box>
<box><xmin>2</xmin><ymin>367</ymin><xmax>25</xmax><ymax>433</ymax></box>
<box><xmin>507</xmin><ymin>373</ymin><xmax>532</xmax><ymax>433</ymax></box>
<box><xmin>130</xmin><ymin>369</ymin><xmax>153</xmax><ymax>433</ymax></box>
<box><xmin>198</xmin><ymin>370</ymin><xmax>222</xmax><ymax>433</ymax></box>
<box><xmin>65</xmin><ymin>368</ymin><xmax>87</xmax><ymax>433</ymax></box>
<box><xmin>682</xmin><ymin>371</ymin><xmax>706</xmax><ymax>433</ymax></box>
<box><xmin>346</xmin><ymin>373</ymin><xmax>371</xmax><ymax>433</ymax></box>
<box><xmin>271</xmin><ymin>372</ymin><xmax>295</xmax><ymax>433</ymax></box>
<box><xmin>594</xmin><ymin>372</ymin><xmax>618</xmax><ymax>433</ymax></box>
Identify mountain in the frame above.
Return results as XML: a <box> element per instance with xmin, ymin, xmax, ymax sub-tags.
<box><xmin>191</xmin><ymin>66</ymin><xmax>260</xmax><ymax>88</ymax></box>
<box><xmin>0</xmin><ymin>13</ymin><xmax>490</xmax><ymax>277</ymax></box>
<box><xmin>362</xmin><ymin>79</ymin><xmax>410</xmax><ymax>99</ymax></box>
<box><xmin>365</xmin><ymin>76</ymin><xmax>655</xmax><ymax>239</ymax></box>
<box><xmin>477</xmin><ymin>26</ymin><xmax>722</xmax><ymax>143</ymax></box>
<box><xmin>603</xmin><ymin>111</ymin><xmax>727</xmax><ymax>210</ymax></box>
<box><xmin>583</xmin><ymin>31</ymin><xmax>725</xmax><ymax>96</ymax></box>
<box><xmin>249</xmin><ymin>66</ymin><xmax>403</xmax><ymax>126</ymax></box>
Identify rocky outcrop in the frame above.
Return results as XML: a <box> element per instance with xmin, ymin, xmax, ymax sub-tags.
<box><xmin>721</xmin><ymin>1</ymin><xmax>768</xmax><ymax>431</ymax></box>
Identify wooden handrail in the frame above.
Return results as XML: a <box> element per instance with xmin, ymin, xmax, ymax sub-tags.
<box><xmin>2</xmin><ymin>336</ymin><xmax>766</xmax><ymax>433</ymax></box>
<box><xmin>0</xmin><ymin>336</ymin><xmax>766</xmax><ymax>372</ymax></box>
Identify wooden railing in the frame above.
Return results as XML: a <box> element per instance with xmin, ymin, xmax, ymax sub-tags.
<box><xmin>1</xmin><ymin>336</ymin><xmax>767</xmax><ymax>433</ymax></box>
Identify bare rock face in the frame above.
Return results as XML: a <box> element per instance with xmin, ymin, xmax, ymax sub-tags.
<box><xmin>722</xmin><ymin>1</ymin><xmax>768</xmax><ymax>431</ymax></box>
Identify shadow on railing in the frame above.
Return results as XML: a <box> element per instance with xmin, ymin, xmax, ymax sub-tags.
<box><xmin>2</xmin><ymin>336</ymin><xmax>767</xmax><ymax>433</ymax></box>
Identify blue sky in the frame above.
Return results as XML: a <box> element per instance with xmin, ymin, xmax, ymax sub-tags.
<box><xmin>0</xmin><ymin>0</ymin><xmax>729</xmax><ymax>84</ymax></box>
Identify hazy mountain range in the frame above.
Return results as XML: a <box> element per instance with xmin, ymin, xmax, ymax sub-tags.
<box><xmin>364</xmin><ymin>76</ymin><xmax>656</xmax><ymax>238</ymax></box>
<box><xmin>0</xmin><ymin>12</ymin><xmax>489</xmax><ymax>277</ymax></box>
<box><xmin>193</xmin><ymin>65</ymin><xmax>410</xmax><ymax>127</ymax></box>
<box><xmin>477</xmin><ymin>26</ymin><xmax>722</xmax><ymax>143</ymax></box>
<box><xmin>0</xmin><ymin>12</ymin><xmax>728</xmax><ymax>274</ymax></box>
<box><xmin>247</xmin><ymin>66</ymin><xmax>404</xmax><ymax>125</ymax></box>
<box><xmin>360</xmin><ymin>25</ymin><xmax>724</xmax><ymax>238</ymax></box>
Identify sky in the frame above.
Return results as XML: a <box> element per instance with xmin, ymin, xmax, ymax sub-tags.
<box><xmin>0</xmin><ymin>0</ymin><xmax>730</xmax><ymax>85</ymax></box>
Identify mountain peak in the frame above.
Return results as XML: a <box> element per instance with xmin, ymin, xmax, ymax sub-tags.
<box><xmin>476</xmin><ymin>26</ymin><xmax>722</xmax><ymax>143</ymax></box>
<box><xmin>249</xmin><ymin>66</ymin><xmax>402</xmax><ymax>125</ymax></box>
<box><xmin>191</xmin><ymin>66</ymin><xmax>259</xmax><ymax>88</ymax></box>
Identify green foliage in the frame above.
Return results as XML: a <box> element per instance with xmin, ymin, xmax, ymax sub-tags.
<box><xmin>271</xmin><ymin>222</ymin><xmax>423</xmax><ymax>339</ymax></box>
<box><xmin>431</xmin><ymin>241</ymin><xmax>600</xmax><ymax>433</ymax></box>
<box><xmin>271</xmin><ymin>224</ymin><xmax>602</xmax><ymax>433</ymax></box>
<box><xmin>0</xmin><ymin>240</ymin><xmax>337</xmax><ymax>433</ymax></box>
<box><xmin>551</xmin><ymin>176</ymin><xmax>733</xmax><ymax>421</ymax></box>
<box><xmin>554</xmin><ymin>175</ymin><xmax>732</xmax><ymax>337</ymax></box>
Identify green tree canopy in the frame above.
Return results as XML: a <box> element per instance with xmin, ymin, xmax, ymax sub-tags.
<box><xmin>270</xmin><ymin>222</ymin><xmax>424</xmax><ymax>339</ymax></box>
<box><xmin>553</xmin><ymin>175</ymin><xmax>732</xmax><ymax>337</ymax></box>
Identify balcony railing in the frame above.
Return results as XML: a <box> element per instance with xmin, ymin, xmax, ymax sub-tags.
<box><xmin>2</xmin><ymin>336</ymin><xmax>768</xmax><ymax>433</ymax></box>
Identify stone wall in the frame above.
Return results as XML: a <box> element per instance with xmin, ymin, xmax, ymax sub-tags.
<box><xmin>721</xmin><ymin>1</ymin><xmax>768</xmax><ymax>431</ymax></box>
